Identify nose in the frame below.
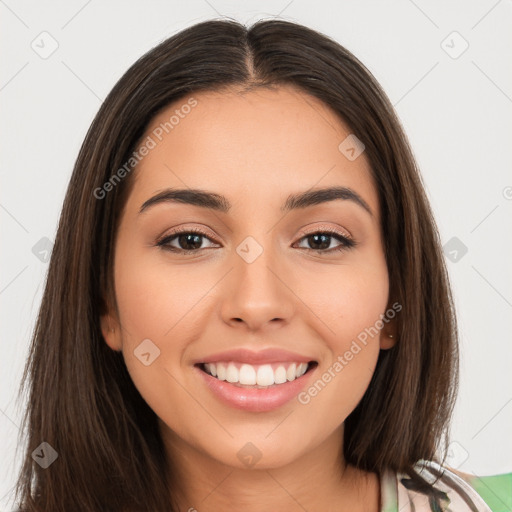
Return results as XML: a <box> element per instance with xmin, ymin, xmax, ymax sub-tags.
<box><xmin>220</xmin><ymin>244</ymin><xmax>294</xmax><ymax>332</ymax></box>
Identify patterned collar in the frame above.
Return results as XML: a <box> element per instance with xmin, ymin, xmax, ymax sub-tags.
<box><xmin>379</xmin><ymin>460</ymin><xmax>492</xmax><ymax>511</ymax></box>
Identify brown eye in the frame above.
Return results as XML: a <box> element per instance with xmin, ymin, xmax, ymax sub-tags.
<box><xmin>295</xmin><ymin>230</ymin><xmax>356</xmax><ymax>254</ymax></box>
<box><xmin>156</xmin><ymin>229</ymin><xmax>218</xmax><ymax>253</ymax></box>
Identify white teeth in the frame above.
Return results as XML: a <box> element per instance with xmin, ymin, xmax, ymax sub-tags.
<box><xmin>216</xmin><ymin>363</ymin><xmax>227</xmax><ymax>381</ymax></box>
<box><xmin>239</xmin><ymin>364</ymin><xmax>256</xmax><ymax>385</ymax></box>
<box><xmin>256</xmin><ymin>365</ymin><xmax>274</xmax><ymax>386</ymax></box>
<box><xmin>274</xmin><ymin>365</ymin><xmax>287</xmax><ymax>384</ymax></box>
<box><xmin>296</xmin><ymin>363</ymin><xmax>307</xmax><ymax>378</ymax></box>
<box><xmin>286</xmin><ymin>363</ymin><xmax>296</xmax><ymax>381</ymax></box>
<box><xmin>202</xmin><ymin>361</ymin><xmax>311</xmax><ymax>386</ymax></box>
<box><xmin>226</xmin><ymin>363</ymin><xmax>238</xmax><ymax>383</ymax></box>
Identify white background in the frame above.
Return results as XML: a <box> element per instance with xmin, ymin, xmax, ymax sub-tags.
<box><xmin>1</xmin><ymin>0</ymin><xmax>511</xmax><ymax>509</ymax></box>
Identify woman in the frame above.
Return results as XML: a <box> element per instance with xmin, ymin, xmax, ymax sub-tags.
<box><xmin>13</xmin><ymin>18</ymin><xmax>511</xmax><ymax>511</ymax></box>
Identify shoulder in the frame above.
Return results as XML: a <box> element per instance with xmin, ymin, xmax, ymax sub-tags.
<box><xmin>393</xmin><ymin>460</ymin><xmax>512</xmax><ymax>512</ymax></box>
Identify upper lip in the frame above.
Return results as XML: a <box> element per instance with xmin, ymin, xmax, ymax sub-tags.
<box><xmin>194</xmin><ymin>348</ymin><xmax>316</xmax><ymax>365</ymax></box>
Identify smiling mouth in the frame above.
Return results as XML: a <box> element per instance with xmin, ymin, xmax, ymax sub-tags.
<box><xmin>196</xmin><ymin>361</ymin><xmax>318</xmax><ymax>389</ymax></box>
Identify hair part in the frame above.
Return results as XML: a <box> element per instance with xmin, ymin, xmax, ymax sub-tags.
<box><xmin>14</xmin><ymin>18</ymin><xmax>458</xmax><ymax>511</ymax></box>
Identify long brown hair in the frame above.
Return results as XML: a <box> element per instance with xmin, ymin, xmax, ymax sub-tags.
<box><xmin>14</xmin><ymin>18</ymin><xmax>459</xmax><ymax>511</ymax></box>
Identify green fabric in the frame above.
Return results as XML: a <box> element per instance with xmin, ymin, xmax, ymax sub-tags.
<box><xmin>465</xmin><ymin>473</ymin><xmax>512</xmax><ymax>512</ymax></box>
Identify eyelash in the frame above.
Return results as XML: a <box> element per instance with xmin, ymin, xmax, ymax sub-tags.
<box><xmin>156</xmin><ymin>227</ymin><xmax>357</xmax><ymax>255</ymax></box>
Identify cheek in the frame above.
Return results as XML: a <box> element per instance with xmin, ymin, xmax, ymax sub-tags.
<box><xmin>299</xmin><ymin>257</ymin><xmax>389</xmax><ymax>346</ymax></box>
<box><xmin>296</xmin><ymin>261</ymin><xmax>388</xmax><ymax>413</ymax></box>
<box><xmin>113</xmin><ymin>248</ymin><xmax>208</xmax><ymax>341</ymax></box>
<box><xmin>112</xmin><ymin>249</ymin><xmax>201</xmax><ymax>394</ymax></box>
<box><xmin>112</xmin><ymin>251</ymin><xmax>210</xmax><ymax>432</ymax></box>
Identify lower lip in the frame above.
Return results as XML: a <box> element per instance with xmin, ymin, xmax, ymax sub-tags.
<box><xmin>195</xmin><ymin>364</ymin><xmax>316</xmax><ymax>412</ymax></box>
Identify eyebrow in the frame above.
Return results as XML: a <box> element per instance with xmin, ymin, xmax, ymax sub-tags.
<box><xmin>139</xmin><ymin>186</ymin><xmax>373</xmax><ymax>217</ymax></box>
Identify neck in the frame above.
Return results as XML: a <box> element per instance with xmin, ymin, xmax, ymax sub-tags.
<box><xmin>159</xmin><ymin>422</ymin><xmax>380</xmax><ymax>512</ymax></box>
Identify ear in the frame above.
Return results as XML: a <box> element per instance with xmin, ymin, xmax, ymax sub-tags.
<box><xmin>379</xmin><ymin>317</ymin><xmax>397</xmax><ymax>350</ymax></box>
<box><xmin>100</xmin><ymin>309</ymin><xmax>123</xmax><ymax>352</ymax></box>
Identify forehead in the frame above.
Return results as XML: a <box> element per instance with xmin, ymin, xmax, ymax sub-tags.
<box><xmin>127</xmin><ymin>85</ymin><xmax>378</xmax><ymax>217</ymax></box>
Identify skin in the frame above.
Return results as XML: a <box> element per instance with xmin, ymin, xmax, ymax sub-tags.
<box><xmin>101</xmin><ymin>85</ymin><xmax>396</xmax><ymax>512</ymax></box>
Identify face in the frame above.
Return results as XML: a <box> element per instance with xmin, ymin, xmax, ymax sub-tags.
<box><xmin>101</xmin><ymin>85</ymin><xmax>396</xmax><ymax>470</ymax></box>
